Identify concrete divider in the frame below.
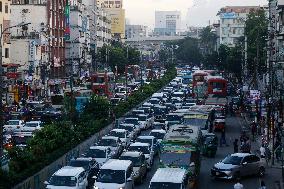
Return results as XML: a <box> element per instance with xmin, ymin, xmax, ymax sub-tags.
<box><xmin>12</xmin><ymin>123</ymin><xmax>114</xmax><ymax>189</ymax></box>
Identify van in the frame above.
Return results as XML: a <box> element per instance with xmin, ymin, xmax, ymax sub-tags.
<box><xmin>45</xmin><ymin>166</ymin><xmax>88</xmax><ymax>189</ymax></box>
<box><xmin>94</xmin><ymin>159</ymin><xmax>134</xmax><ymax>189</ymax></box>
<box><xmin>149</xmin><ymin>168</ymin><xmax>187</xmax><ymax>189</ymax></box>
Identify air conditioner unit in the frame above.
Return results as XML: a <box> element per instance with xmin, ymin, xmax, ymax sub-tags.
<box><xmin>22</xmin><ymin>9</ymin><xmax>29</xmax><ymax>13</ymax></box>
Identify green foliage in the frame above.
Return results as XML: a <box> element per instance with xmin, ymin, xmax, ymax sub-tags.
<box><xmin>200</xmin><ymin>26</ymin><xmax>217</xmax><ymax>54</ymax></box>
<box><xmin>245</xmin><ymin>9</ymin><xmax>268</xmax><ymax>74</ymax></box>
<box><xmin>98</xmin><ymin>45</ymin><xmax>141</xmax><ymax>73</ymax></box>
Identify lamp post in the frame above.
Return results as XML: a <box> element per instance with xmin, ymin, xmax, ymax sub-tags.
<box><xmin>0</xmin><ymin>22</ymin><xmax>31</xmax><ymax>156</ymax></box>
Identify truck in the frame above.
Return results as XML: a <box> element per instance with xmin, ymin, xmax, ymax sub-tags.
<box><xmin>159</xmin><ymin>124</ymin><xmax>201</xmax><ymax>189</ymax></box>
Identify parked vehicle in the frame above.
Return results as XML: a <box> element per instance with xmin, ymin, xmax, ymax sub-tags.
<box><xmin>119</xmin><ymin>151</ymin><xmax>147</xmax><ymax>184</ymax></box>
<box><xmin>128</xmin><ymin>142</ymin><xmax>154</xmax><ymax>169</ymax></box>
<box><xmin>94</xmin><ymin>159</ymin><xmax>134</xmax><ymax>189</ymax></box>
<box><xmin>68</xmin><ymin>157</ymin><xmax>99</xmax><ymax>187</ymax></box>
<box><xmin>84</xmin><ymin>146</ymin><xmax>112</xmax><ymax>166</ymax></box>
<box><xmin>149</xmin><ymin>168</ymin><xmax>188</xmax><ymax>189</ymax></box>
<box><xmin>45</xmin><ymin>166</ymin><xmax>88</xmax><ymax>189</ymax></box>
<box><xmin>211</xmin><ymin>153</ymin><xmax>265</xmax><ymax>180</ymax></box>
<box><xmin>97</xmin><ymin>136</ymin><xmax>123</xmax><ymax>158</ymax></box>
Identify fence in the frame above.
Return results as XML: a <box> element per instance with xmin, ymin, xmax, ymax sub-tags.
<box><xmin>12</xmin><ymin>123</ymin><xmax>114</xmax><ymax>189</ymax></box>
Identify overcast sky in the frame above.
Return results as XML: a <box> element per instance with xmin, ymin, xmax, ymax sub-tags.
<box><xmin>124</xmin><ymin>0</ymin><xmax>267</xmax><ymax>29</ymax></box>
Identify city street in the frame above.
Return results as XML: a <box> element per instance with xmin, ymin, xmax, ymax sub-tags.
<box><xmin>136</xmin><ymin>115</ymin><xmax>282</xmax><ymax>189</ymax></box>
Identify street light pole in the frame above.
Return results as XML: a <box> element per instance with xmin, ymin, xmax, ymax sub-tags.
<box><xmin>0</xmin><ymin>22</ymin><xmax>31</xmax><ymax>156</ymax></box>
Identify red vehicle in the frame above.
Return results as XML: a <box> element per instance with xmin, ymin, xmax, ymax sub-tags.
<box><xmin>192</xmin><ymin>71</ymin><xmax>209</xmax><ymax>97</ymax></box>
<box><xmin>91</xmin><ymin>72</ymin><xmax>114</xmax><ymax>98</ymax></box>
<box><xmin>206</xmin><ymin>76</ymin><xmax>227</xmax><ymax>97</ymax></box>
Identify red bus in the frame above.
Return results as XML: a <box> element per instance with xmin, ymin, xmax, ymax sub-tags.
<box><xmin>91</xmin><ymin>72</ymin><xmax>114</xmax><ymax>98</ymax></box>
<box><xmin>206</xmin><ymin>76</ymin><xmax>227</xmax><ymax>97</ymax></box>
<box><xmin>192</xmin><ymin>71</ymin><xmax>209</xmax><ymax>97</ymax></box>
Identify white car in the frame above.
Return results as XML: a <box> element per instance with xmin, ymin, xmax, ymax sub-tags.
<box><xmin>22</xmin><ymin>121</ymin><xmax>42</xmax><ymax>131</ymax></box>
<box><xmin>137</xmin><ymin>114</ymin><xmax>153</xmax><ymax>130</ymax></box>
<box><xmin>94</xmin><ymin>159</ymin><xmax>134</xmax><ymax>189</ymax></box>
<box><xmin>45</xmin><ymin>166</ymin><xmax>88</xmax><ymax>189</ymax></box>
<box><xmin>119</xmin><ymin>123</ymin><xmax>139</xmax><ymax>140</ymax></box>
<box><xmin>3</xmin><ymin>120</ymin><xmax>25</xmax><ymax>132</ymax></box>
<box><xmin>128</xmin><ymin>142</ymin><xmax>154</xmax><ymax>169</ymax></box>
<box><xmin>84</xmin><ymin>146</ymin><xmax>112</xmax><ymax>167</ymax></box>
<box><xmin>97</xmin><ymin>136</ymin><xmax>123</xmax><ymax>158</ymax></box>
<box><xmin>109</xmin><ymin>129</ymin><xmax>131</xmax><ymax>147</ymax></box>
<box><xmin>149</xmin><ymin>129</ymin><xmax>166</xmax><ymax>143</ymax></box>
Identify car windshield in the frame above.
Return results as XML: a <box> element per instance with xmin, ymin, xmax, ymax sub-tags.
<box><xmin>86</xmin><ymin>149</ymin><xmax>106</xmax><ymax>158</ymax></box>
<box><xmin>136</xmin><ymin>138</ymin><xmax>152</xmax><ymax>146</ymax></box>
<box><xmin>49</xmin><ymin>176</ymin><xmax>77</xmax><ymax>187</ymax></box>
<box><xmin>150</xmin><ymin>132</ymin><xmax>165</xmax><ymax>139</ymax></box>
<box><xmin>25</xmin><ymin>123</ymin><xmax>38</xmax><ymax>127</ymax></box>
<box><xmin>138</xmin><ymin>115</ymin><xmax>147</xmax><ymax>121</ymax></box>
<box><xmin>150</xmin><ymin>182</ymin><xmax>181</xmax><ymax>189</ymax></box>
<box><xmin>8</xmin><ymin>121</ymin><xmax>20</xmax><ymax>125</ymax></box>
<box><xmin>69</xmin><ymin>160</ymin><xmax>90</xmax><ymax>170</ymax></box>
<box><xmin>97</xmin><ymin>169</ymin><xmax>125</xmax><ymax>184</ymax></box>
<box><xmin>128</xmin><ymin>146</ymin><xmax>150</xmax><ymax>154</ymax></box>
<box><xmin>110</xmin><ymin>131</ymin><xmax>125</xmax><ymax>138</ymax></box>
<box><xmin>119</xmin><ymin>156</ymin><xmax>141</xmax><ymax>167</ymax></box>
<box><xmin>222</xmin><ymin>155</ymin><xmax>243</xmax><ymax>165</ymax></box>
<box><xmin>98</xmin><ymin>139</ymin><xmax>117</xmax><ymax>147</ymax></box>
<box><xmin>124</xmin><ymin>119</ymin><xmax>138</xmax><ymax>125</ymax></box>
<box><xmin>122</xmin><ymin>126</ymin><xmax>134</xmax><ymax>132</ymax></box>
<box><xmin>160</xmin><ymin>152</ymin><xmax>191</xmax><ymax>167</ymax></box>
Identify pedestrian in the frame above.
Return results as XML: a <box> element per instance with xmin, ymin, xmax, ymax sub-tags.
<box><xmin>259</xmin><ymin>180</ymin><xmax>266</xmax><ymax>189</ymax></box>
<box><xmin>234</xmin><ymin>180</ymin><xmax>244</xmax><ymax>189</ymax></box>
<box><xmin>220</xmin><ymin>128</ymin><xmax>227</xmax><ymax>147</ymax></box>
<box><xmin>251</xmin><ymin>121</ymin><xmax>257</xmax><ymax>141</ymax></box>
<box><xmin>264</xmin><ymin>146</ymin><xmax>271</xmax><ymax>166</ymax></box>
<box><xmin>233</xmin><ymin>139</ymin><xmax>239</xmax><ymax>153</ymax></box>
<box><xmin>275</xmin><ymin>145</ymin><xmax>282</xmax><ymax>162</ymax></box>
<box><xmin>260</xmin><ymin>145</ymin><xmax>265</xmax><ymax>159</ymax></box>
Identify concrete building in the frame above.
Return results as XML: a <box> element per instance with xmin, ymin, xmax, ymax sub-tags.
<box><xmin>96</xmin><ymin>7</ymin><xmax>112</xmax><ymax>48</ymax></box>
<box><xmin>65</xmin><ymin>0</ymin><xmax>91</xmax><ymax>78</ymax></box>
<box><xmin>97</xmin><ymin>0</ymin><xmax>125</xmax><ymax>39</ymax></box>
<box><xmin>0</xmin><ymin>0</ymin><xmax>11</xmax><ymax>67</ymax></box>
<box><xmin>154</xmin><ymin>11</ymin><xmax>181</xmax><ymax>36</ymax></box>
<box><xmin>218</xmin><ymin>6</ymin><xmax>260</xmax><ymax>47</ymax></box>
<box><xmin>125</xmin><ymin>24</ymin><xmax>148</xmax><ymax>39</ymax></box>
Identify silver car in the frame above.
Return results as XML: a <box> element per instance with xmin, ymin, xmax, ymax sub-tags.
<box><xmin>211</xmin><ymin>153</ymin><xmax>265</xmax><ymax>180</ymax></box>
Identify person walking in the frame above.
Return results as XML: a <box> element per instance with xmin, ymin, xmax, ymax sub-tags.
<box><xmin>234</xmin><ymin>180</ymin><xmax>244</xmax><ymax>189</ymax></box>
<box><xmin>264</xmin><ymin>146</ymin><xmax>271</xmax><ymax>166</ymax></box>
<box><xmin>220</xmin><ymin>128</ymin><xmax>227</xmax><ymax>147</ymax></box>
<box><xmin>233</xmin><ymin>139</ymin><xmax>239</xmax><ymax>153</ymax></box>
<box><xmin>259</xmin><ymin>180</ymin><xmax>266</xmax><ymax>189</ymax></box>
<box><xmin>260</xmin><ymin>145</ymin><xmax>265</xmax><ymax>158</ymax></box>
<box><xmin>251</xmin><ymin>121</ymin><xmax>257</xmax><ymax>141</ymax></box>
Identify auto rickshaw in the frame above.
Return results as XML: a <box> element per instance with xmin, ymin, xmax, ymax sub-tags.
<box><xmin>202</xmin><ymin>132</ymin><xmax>218</xmax><ymax>157</ymax></box>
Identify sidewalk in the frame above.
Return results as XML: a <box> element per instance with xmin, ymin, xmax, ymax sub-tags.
<box><xmin>241</xmin><ymin>112</ymin><xmax>283</xmax><ymax>169</ymax></box>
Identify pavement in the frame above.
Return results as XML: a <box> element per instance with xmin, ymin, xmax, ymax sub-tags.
<box><xmin>135</xmin><ymin>114</ymin><xmax>282</xmax><ymax>189</ymax></box>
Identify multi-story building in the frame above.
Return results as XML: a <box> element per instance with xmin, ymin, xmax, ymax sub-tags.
<box><xmin>96</xmin><ymin>7</ymin><xmax>112</xmax><ymax>48</ymax></box>
<box><xmin>10</xmin><ymin>0</ymin><xmax>66</xmax><ymax>97</ymax></box>
<box><xmin>218</xmin><ymin>6</ymin><xmax>260</xmax><ymax>47</ymax></box>
<box><xmin>154</xmin><ymin>11</ymin><xmax>181</xmax><ymax>36</ymax></box>
<box><xmin>0</xmin><ymin>0</ymin><xmax>11</xmax><ymax>67</ymax></box>
<box><xmin>125</xmin><ymin>24</ymin><xmax>148</xmax><ymax>39</ymax></box>
<box><xmin>97</xmin><ymin>0</ymin><xmax>125</xmax><ymax>39</ymax></box>
<box><xmin>65</xmin><ymin>0</ymin><xmax>91</xmax><ymax>78</ymax></box>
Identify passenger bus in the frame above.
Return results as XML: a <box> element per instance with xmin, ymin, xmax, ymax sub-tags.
<box><xmin>91</xmin><ymin>72</ymin><xmax>114</xmax><ymax>98</ymax></box>
<box><xmin>206</xmin><ymin>76</ymin><xmax>227</xmax><ymax>97</ymax></box>
<box><xmin>192</xmin><ymin>71</ymin><xmax>209</xmax><ymax>98</ymax></box>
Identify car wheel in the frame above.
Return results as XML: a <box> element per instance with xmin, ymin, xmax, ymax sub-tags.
<box><xmin>258</xmin><ymin>167</ymin><xmax>265</xmax><ymax>177</ymax></box>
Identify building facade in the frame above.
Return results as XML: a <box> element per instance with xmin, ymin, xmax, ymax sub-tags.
<box><xmin>125</xmin><ymin>24</ymin><xmax>148</xmax><ymax>39</ymax></box>
<box><xmin>97</xmin><ymin>0</ymin><xmax>125</xmax><ymax>39</ymax></box>
<box><xmin>218</xmin><ymin>6</ymin><xmax>260</xmax><ymax>47</ymax></box>
<box><xmin>154</xmin><ymin>11</ymin><xmax>181</xmax><ymax>36</ymax></box>
<box><xmin>96</xmin><ymin>7</ymin><xmax>111</xmax><ymax>48</ymax></box>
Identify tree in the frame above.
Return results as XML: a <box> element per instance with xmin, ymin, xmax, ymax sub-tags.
<box><xmin>245</xmin><ymin>9</ymin><xmax>268</xmax><ymax>75</ymax></box>
<box><xmin>200</xmin><ymin>26</ymin><xmax>217</xmax><ymax>54</ymax></box>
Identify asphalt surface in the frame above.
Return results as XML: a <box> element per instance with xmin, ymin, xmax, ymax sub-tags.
<box><xmin>135</xmin><ymin>115</ymin><xmax>282</xmax><ymax>189</ymax></box>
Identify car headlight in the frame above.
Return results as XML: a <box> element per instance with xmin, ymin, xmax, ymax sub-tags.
<box><xmin>119</xmin><ymin>187</ymin><xmax>125</xmax><ymax>189</ymax></box>
<box><xmin>224</xmin><ymin>170</ymin><xmax>232</xmax><ymax>175</ymax></box>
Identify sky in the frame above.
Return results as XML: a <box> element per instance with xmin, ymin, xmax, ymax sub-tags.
<box><xmin>124</xmin><ymin>0</ymin><xmax>267</xmax><ymax>29</ymax></box>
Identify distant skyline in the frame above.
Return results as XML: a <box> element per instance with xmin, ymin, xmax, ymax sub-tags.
<box><xmin>124</xmin><ymin>0</ymin><xmax>267</xmax><ymax>29</ymax></box>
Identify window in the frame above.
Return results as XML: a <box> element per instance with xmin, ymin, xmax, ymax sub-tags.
<box><xmin>4</xmin><ymin>4</ymin><xmax>8</xmax><ymax>13</ymax></box>
<box><xmin>0</xmin><ymin>1</ymin><xmax>2</xmax><ymax>12</ymax></box>
<box><xmin>5</xmin><ymin>48</ymin><xmax>9</xmax><ymax>58</ymax></box>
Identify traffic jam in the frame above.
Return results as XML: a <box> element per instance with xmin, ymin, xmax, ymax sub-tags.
<box><xmin>3</xmin><ymin>66</ymin><xmax>265</xmax><ymax>189</ymax></box>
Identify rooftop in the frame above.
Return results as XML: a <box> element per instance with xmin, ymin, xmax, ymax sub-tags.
<box><xmin>54</xmin><ymin>166</ymin><xmax>85</xmax><ymax>177</ymax></box>
<box><xmin>150</xmin><ymin>168</ymin><xmax>186</xmax><ymax>183</ymax></box>
<box><xmin>101</xmin><ymin>159</ymin><xmax>132</xmax><ymax>170</ymax></box>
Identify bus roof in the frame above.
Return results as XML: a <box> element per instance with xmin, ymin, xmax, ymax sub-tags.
<box><xmin>164</xmin><ymin>124</ymin><xmax>200</xmax><ymax>143</ymax></box>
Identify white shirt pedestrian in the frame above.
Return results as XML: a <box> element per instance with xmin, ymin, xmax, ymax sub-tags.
<box><xmin>260</xmin><ymin>146</ymin><xmax>265</xmax><ymax>158</ymax></box>
<box><xmin>234</xmin><ymin>182</ymin><xmax>244</xmax><ymax>189</ymax></box>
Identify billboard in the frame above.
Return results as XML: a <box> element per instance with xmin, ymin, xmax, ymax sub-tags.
<box><xmin>106</xmin><ymin>8</ymin><xmax>125</xmax><ymax>37</ymax></box>
<box><xmin>220</xmin><ymin>12</ymin><xmax>236</xmax><ymax>19</ymax></box>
